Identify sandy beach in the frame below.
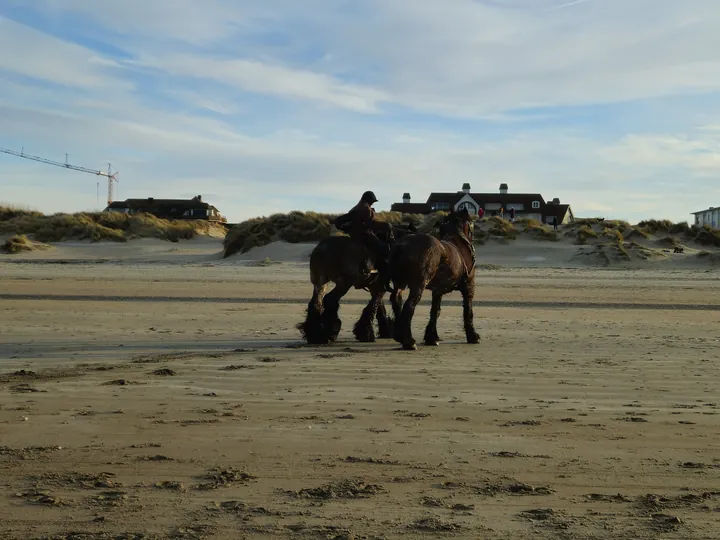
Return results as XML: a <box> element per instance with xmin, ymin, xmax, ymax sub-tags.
<box><xmin>1</xmin><ymin>236</ymin><xmax>720</xmax><ymax>539</ymax></box>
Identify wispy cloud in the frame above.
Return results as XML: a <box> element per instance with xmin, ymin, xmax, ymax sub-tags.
<box><xmin>134</xmin><ymin>54</ymin><xmax>390</xmax><ymax>114</ymax></box>
<box><xmin>544</xmin><ymin>0</ymin><xmax>594</xmax><ymax>12</ymax></box>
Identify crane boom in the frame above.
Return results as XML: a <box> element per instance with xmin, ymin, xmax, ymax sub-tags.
<box><xmin>0</xmin><ymin>146</ymin><xmax>119</xmax><ymax>205</ymax></box>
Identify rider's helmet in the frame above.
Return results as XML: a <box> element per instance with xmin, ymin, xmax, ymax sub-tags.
<box><xmin>361</xmin><ymin>190</ymin><xmax>378</xmax><ymax>204</ymax></box>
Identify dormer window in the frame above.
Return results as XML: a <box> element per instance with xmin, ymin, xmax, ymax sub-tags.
<box><xmin>532</xmin><ymin>201</ymin><xmax>541</xmax><ymax>209</ymax></box>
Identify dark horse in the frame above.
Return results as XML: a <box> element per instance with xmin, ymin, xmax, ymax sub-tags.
<box><xmin>388</xmin><ymin>208</ymin><xmax>480</xmax><ymax>351</ymax></box>
<box><xmin>297</xmin><ymin>223</ymin><xmax>416</xmax><ymax>345</ymax></box>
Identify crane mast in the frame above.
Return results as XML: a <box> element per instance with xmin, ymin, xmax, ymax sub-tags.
<box><xmin>0</xmin><ymin>146</ymin><xmax>119</xmax><ymax>206</ymax></box>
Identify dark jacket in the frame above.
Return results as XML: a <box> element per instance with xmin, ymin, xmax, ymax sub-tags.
<box><xmin>335</xmin><ymin>200</ymin><xmax>375</xmax><ymax>233</ymax></box>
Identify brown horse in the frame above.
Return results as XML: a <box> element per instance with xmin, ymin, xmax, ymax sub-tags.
<box><xmin>297</xmin><ymin>223</ymin><xmax>415</xmax><ymax>345</ymax></box>
<box><xmin>388</xmin><ymin>208</ymin><xmax>480</xmax><ymax>350</ymax></box>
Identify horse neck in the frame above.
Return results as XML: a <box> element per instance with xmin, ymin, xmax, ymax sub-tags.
<box><xmin>444</xmin><ymin>233</ymin><xmax>475</xmax><ymax>270</ymax></box>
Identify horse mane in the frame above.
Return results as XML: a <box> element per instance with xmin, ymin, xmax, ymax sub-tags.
<box><xmin>439</xmin><ymin>211</ymin><xmax>473</xmax><ymax>244</ymax></box>
<box><xmin>439</xmin><ymin>211</ymin><xmax>476</xmax><ymax>266</ymax></box>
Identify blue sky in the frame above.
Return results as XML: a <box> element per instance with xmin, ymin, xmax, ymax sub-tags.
<box><xmin>1</xmin><ymin>0</ymin><xmax>719</xmax><ymax>223</ymax></box>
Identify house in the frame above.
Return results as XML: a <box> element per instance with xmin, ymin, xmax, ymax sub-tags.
<box><xmin>691</xmin><ymin>207</ymin><xmax>720</xmax><ymax>228</ymax></box>
<box><xmin>104</xmin><ymin>195</ymin><xmax>227</xmax><ymax>223</ymax></box>
<box><xmin>390</xmin><ymin>183</ymin><xmax>574</xmax><ymax>225</ymax></box>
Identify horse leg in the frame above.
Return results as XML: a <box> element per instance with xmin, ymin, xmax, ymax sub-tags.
<box><xmin>354</xmin><ymin>289</ymin><xmax>383</xmax><ymax>342</ymax></box>
<box><xmin>389</xmin><ymin>288</ymin><xmax>405</xmax><ymax>343</ymax></box>
<box><xmin>399</xmin><ymin>285</ymin><xmax>424</xmax><ymax>351</ymax></box>
<box><xmin>460</xmin><ymin>281</ymin><xmax>480</xmax><ymax>344</ymax></box>
<box><xmin>320</xmin><ymin>281</ymin><xmax>352</xmax><ymax>343</ymax></box>
<box><xmin>375</xmin><ymin>299</ymin><xmax>394</xmax><ymax>339</ymax></box>
<box><xmin>423</xmin><ymin>290</ymin><xmax>443</xmax><ymax>346</ymax></box>
<box><xmin>297</xmin><ymin>282</ymin><xmax>329</xmax><ymax>344</ymax></box>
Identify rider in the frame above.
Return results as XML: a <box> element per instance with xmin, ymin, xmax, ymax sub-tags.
<box><xmin>334</xmin><ymin>190</ymin><xmax>391</xmax><ymax>276</ymax></box>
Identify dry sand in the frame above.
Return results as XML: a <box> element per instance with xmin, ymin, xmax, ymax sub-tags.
<box><xmin>1</xmin><ymin>236</ymin><xmax>720</xmax><ymax>539</ymax></box>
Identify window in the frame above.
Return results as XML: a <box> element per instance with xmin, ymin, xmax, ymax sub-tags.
<box><xmin>532</xmin><ymin>201</ymin><xmax>541</xmax><ymax>209</ymax></box>
<box><xmin>433</xmin><ymin>202</ymin><xmax>450</xmax><ymax>211</ymax></box>
<box><xmin>456</xmin><ymin>201</ymin><xmax>477</xmax><ymax>214</ymax></box>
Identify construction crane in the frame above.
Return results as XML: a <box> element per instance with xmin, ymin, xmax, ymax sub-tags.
<box><xmin>0</xmin><ymin>146</ymin><xmax>119</xmax><ymax>206</ymax></box>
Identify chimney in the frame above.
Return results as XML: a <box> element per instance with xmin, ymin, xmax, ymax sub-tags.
<box><xmin>552</xmin><ymin>197</ymin><xmax>560</xmax><ymax>204</ymax></box>
<box><xmin>402</xmin><ymin>192</ymin><xmax>411</xmax><ymax>204</ymax></box>
<box><xmin>461</xmin><ymin>182</ymin><xmax>471</xmax><ymax>194</ymax></box>
<box><xmin>499</xmin><ymin>183</ymin><xmax>508</xmax><ymax>194</ymax></box>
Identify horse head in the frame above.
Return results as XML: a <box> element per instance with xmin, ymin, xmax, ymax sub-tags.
<box><xmin>376</xmin><ymin>221</ymin><xmax>396</xmax><ymax>245</ymax></box>
<box><xmin>440</xmin><ymin>208</ymin><xmax>473</xmax><ymax>243</ymax></box>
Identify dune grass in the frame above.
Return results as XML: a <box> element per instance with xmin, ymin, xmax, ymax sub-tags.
<box><xmin>602</xmin><ymin>228</ymin><xmax>624</xmax><ymax>243</ymax></box>
<box><xmin>1</xmin><ymin>234</ymin><xmax>51</xmax><ymax>254</ymax></box>
<box><xmin>514</xmin><ymin>218</ymin><xmax>557</xmax><ymax>241</ymax></box>
<box><xmin>572</xmin><ymin>225</ymin><xmax>598</xmax><ymax>244</ymax></box>
<box><xmin>222</xmin><ymin>210</ymin><xmax>440</xmax><ymax>258</ymax></box>
<box><xmin>0</xmin><ymin>205</ymin><xmax>222</xmax><ymax>244</ymax></box>
<box><xmin>486</xmin><ymin>216</ymin><xmax>518</xmax><ymax>240</ymax></box>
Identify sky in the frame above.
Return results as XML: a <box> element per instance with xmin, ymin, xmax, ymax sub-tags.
<box><xmin>1</xmin><ymin>0</ymin><xmax>719</xmax><ymax>224</ymax></box>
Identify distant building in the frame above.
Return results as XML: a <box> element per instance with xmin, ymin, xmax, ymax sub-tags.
<box><xmin>390</xmin><ymin>183</ymin><xmax>574</xmax><ymax>225</ymax></box>
<box><xmin>104</xmin><ymin>195</ymin><xmax>227</xmax><ymax>222</ymax></box>
<box><xmin>691</xmin><ymin>207</ymin><xmax>720</xmax><ymax>228</ymax></box>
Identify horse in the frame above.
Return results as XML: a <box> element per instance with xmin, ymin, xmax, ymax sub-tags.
<box><xmin>388</xmin><ymin>208</ymin><xmax>480</xmax><ymax>351</ymax></box>
<box><xmin>297</xmin><ymin>222</ymin><xmax>416</xmax><ymax>345</ymax></box>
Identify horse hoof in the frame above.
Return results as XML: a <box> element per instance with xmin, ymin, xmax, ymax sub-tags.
<box><xmin>402</xmin><ymin>343</ymin><xmax>418</xmax><ymax>351</ymax></box>
<box><xmin>424</xmin><ymin>340</ymin><xmax>439</xmax><ymax>347</ymax></box>
<box><xmin>467</xmin><ymin>332</ymin><xmax>481</xmax><ymax>344</ymax></box>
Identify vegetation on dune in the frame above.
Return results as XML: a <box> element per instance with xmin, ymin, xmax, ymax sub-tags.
<box><xmin>515</xmin><ymin>218</ymin><xmax>557</xmax><ymax>241</ymax></box>
<box><xmin>624</xmin><ymin>227</ymin><xmax>650</xmax><ymax>240</ymax></box>
<box><xmin>223</xmin><ymin>211</ymin><xmax>338</xmax><ymax>257</ymax></box>
<box><xmin>485</xmin><ymin>216</ymin><xmax>518</xmax><ymax>240</ymax></box>
<box><xmin>571</xmin><ymin>225</ymin><xmax>598</xmax><ymax>244</ymax></box>
<box><xmin>693</xmin><ymin>225</ymin><xmax>720</xmax><ymax>247</ymax></box>
<box><xmin>1</xmin><ymin>234</ymin><xmax>50</xmax><ymax>254</ymax></box>
<box><xmin>656</xmin><ymin>235</ymin><xmax>682</xmax><ymax>247</ymax></box>
<box><xmin>603</xmin><ymin>219</ymin><xmax>631</xmax><ymax>230</ymax></box>
<box><xmin>602</xmin><ymin>228</ymin><xmax>624</xmax><ymax>243</ymax></box>
<box><xmin>636</xmin><ymin>219</ymin><xmax>690</xmax><ymax>235</ymax></box>
<box><xmin>4</xmin><ymin>201</ymin><xmax>720</xmax><ymax>263</ymax></box>
<box><xmin>0</xmin><ymin>205</ymin><xmax>222</xmax><ymax>245</ymax></box>
<box><xmin>222</xmin><ymin>210</ymin><xmax>441</xmax><ymax>258</ymax></box>
<box><xmin>221</xmin><ymin>209</ymin><xmax>720</xmax><ymax>258</ymax></box>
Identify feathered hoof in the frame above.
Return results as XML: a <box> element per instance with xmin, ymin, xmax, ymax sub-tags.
<box><xmin>377</xmin><ymin>317</ymin><xmax>394</xmax><ymax>340</ymax></box>
<box><xmin>424</xmin><ymin>340</ymin><xmax>439</xmax><ymax>347</ymax></box>
<box><xmin>353</xmin><ymin>320</ymin><xmax>376</xmax><ymax>343</ymax></box>
<box><xmin>466</xmin><ymin>331</ymin><xmax>481</xmax><ymax>344</ymax></box>
<box><xmin>402</xmin><ymin>342</ymin><xmax>418</xmax><ymax>351</ymax></box>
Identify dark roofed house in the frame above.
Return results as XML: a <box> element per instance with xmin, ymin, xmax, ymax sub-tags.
<box><xmin>392</xmin><ymin>183</ymin><xmax>574</xmax><ymax>225</ymax></box>
<box><xmin>104</xmin><ymin>195</ymin><xmax>227</xmax><ymax>223</ymax></box>
<box><xmin>390</xmin><ymin>192</ymin><xmax>432</xmax><ymax>214</ymax></box>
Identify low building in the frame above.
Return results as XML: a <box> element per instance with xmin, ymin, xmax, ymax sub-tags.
<box><xmin>691</xmin><ymin>207</ymin><xmax>720</xmax><ymax>228</ymax></box>
<box><xmin>104</xmin><ymin>195</ymin><xmax>227</xmax><ymax>222</ymax></box>
<box><xmin>390</xmin><ymin>183</ymin><xmax>574</xmax><ymax>225</ymax></box>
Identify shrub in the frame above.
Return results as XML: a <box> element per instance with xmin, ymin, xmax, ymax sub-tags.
<box><xmin>603</xmin><ymin>219</ymin><xmax>631</xmax><ymax>230</ymax></box>
<box><xmin>221</xmin><ymin>210</ymin><xmax>466</xmax><ymax>257</ymax></box>
<box><xmin>625</xmin><ymin>227</ymin><xmax>650</xmax><ymax>240</ymax></box>
<box><xmin>520</xmin><ymin>219</ymin><xmax>557</xmax><ymax>241</ymax></box>
<box><xmin>1</xmin><ymin>234</ymin><xmax>50</xmax><ymax>254</ymax></box>
<box><xmin>636</xmin><ymin>219</ymin><xmax>674</xmax><ymax>234</ymax></box>
<box><xmin>602</xmin><ymin>228</ymin><xmax>624</xmax><ymax>243</ymax></box>
<box><xmin>0</xmin><ymin>206</ymin><xmax>221</xmax><ymax>244</ymax></box>
<box><xmin>692</xmin><ymin>225</ymin><xmax>720</xmax><ymax>247</ymax></box>
<box><xmin>487</xmin><ymin>216</ymin><xmax>517</xmax><ymax>239</ymax></box>
<box><xmin>574</xmin><ymin>225</ymin><xmax>598</xmax><ymax>244</ymax></box>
